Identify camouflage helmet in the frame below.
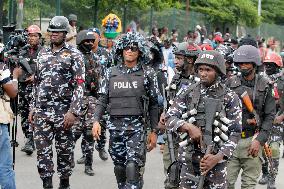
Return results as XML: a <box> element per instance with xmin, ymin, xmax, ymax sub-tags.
<box><xmin>114</xmin><ymin>31</ymin><xmax>150</xmax><ymax>64</ymax></box>
<box><xmin>233</xmin><ymin>45</ymin><xmax>261</xmax><ymax>66</ymax></box>
<box><xmin>68</xmin><ymin>14</ymin><xmax>77</xmax><ymax>21</ymax></box>
<box><xmin>216</xmin><ymin>45</ymin><xmax>234</xmax><ymax>63</ymax></box>
<box><xmin>47</xmin><ymin>16</ymin><xmax>69</xmax><ymax>32</ymax></box>
<box><xmin>174</xmin><ymin>42</ymin><xmax>188</xmax><ymax>56</ymax></box>
<box><xmin>195</xmin><ymin>50</ymin><xmax>226</xmax><ymax>75</ymax></box>
<box><xmin>76</xmin><ymin>30</ymin><xmax>96</xmax><ymax>45</ymax></box>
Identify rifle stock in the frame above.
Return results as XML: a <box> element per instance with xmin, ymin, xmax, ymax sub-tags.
<box><xmin>241</xmin><ymin>91</ymin><xmax>260</xmax><ymax>126</ymax></box>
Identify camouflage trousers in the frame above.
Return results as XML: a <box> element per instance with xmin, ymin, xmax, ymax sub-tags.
<box><xmin>33</xmin><ymin>110</ymin><xmax>74</xmax><ymax>179</ymax></box>
<box><xmin>18</xmin><ymin>82</ymin><xmax>33</xmax><ymax>137</ymax></box>
<box><xmin>180</xmin><ymin>150</ymin><xmax>227</xmax><ymax>189</ymax></box>
<box><xmin>72</xmin><ymin>96</ymin><xmax>107</xmax><ymax>165</ymax></box>
<box><xmin>108</xmin><ymin>117</ymin><xmax>147</xmax><ymax>189</ymax></box>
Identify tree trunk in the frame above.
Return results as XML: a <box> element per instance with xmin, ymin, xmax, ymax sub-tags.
<box><xmin>0</xmin><ymin>0</ymin><xmax>4</xmax><ymax>28</ymax></box>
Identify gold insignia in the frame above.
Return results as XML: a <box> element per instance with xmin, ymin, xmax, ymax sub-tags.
<box><xmin>61</xmin><ymin>51</ymin><xmax>71</xmax><ymax>58</ymax></box>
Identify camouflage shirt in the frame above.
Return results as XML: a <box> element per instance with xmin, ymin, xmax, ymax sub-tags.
<box><xmin>165</xmin><ymin>80</ymin><xmax>242</xmax><ymax>158</ymax></box>
<box><xmin>31</xmin><ymin>43</ymin><xmax>85</xmax><ymax>116</ymax></box>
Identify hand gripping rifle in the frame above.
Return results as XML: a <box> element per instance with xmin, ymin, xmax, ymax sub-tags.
<box><xmin>197</xmin><ymin>98</ymin><xmax>220</xmax><ymax>189</ymax></box>
<box><xmin>241</xmin><ymin>91</ymin><xmax>275</xmax><ymax>178</ymax></box>
<box><xmin>162</xmin><ymin>84</ymin><xmax>180</xmax><ymax>188</ymax></box>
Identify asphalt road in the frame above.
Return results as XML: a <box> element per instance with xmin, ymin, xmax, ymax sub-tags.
<box><xmin>13</xmin><ymin>125</ymin><xmax>284</xmax><ymax>189</ymax></box>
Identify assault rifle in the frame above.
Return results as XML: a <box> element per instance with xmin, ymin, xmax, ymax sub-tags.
<box><xmin>162</xmin><ymin>84</ymin><xmax>180</xmax><ymax>188</ymax></box>
<box><xmin>197</xmin><ymin>98</ymin><xmax>220</xmax><ymax>189</ymax></box>
<box><xmin>241</xmin><ymin>91</ymin><xmax>275</xmax><ymax>178</ymax></box>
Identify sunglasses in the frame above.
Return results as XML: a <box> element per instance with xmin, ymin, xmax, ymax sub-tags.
<box><xmin>124</xmin><ymin>45</ymin><xmax>139</xmax><ymax>52</ymax></box>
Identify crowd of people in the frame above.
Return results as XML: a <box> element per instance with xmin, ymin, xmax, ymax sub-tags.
<box><xmin>1</xmin><ymin>13</ymin><xmax>284</xmax><ymax>189</ymax></box>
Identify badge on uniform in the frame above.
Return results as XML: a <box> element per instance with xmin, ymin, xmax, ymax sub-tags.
<box><xmin>61</xmin><ymin>51</ymin><xmax>71</xmax><ymax>58</ymax></box>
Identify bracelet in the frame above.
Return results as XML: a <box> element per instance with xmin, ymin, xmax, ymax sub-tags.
<box><xmin>12</xmin><ymin>79</ymin><xmax>18</xmax><ymax>82</ymax></box>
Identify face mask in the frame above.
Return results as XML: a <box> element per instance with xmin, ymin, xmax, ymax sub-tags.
<box><xmin>79</xmin><ymin>43</ymin><xmax>93</xmax><ymax>53</ymax></box>
<box><xmin>265</xmin><ymin>64</ymin><xmax>278</xmax><ymax>75</ymax></box>
<box><xmin>239</xmin><ymin>67</ymin><xmax>253</xmax><ymax>77</ymax></box>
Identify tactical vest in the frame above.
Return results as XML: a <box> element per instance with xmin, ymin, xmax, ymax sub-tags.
<box><xmin>168</xmin><ymin>73</ymin><xmax>196</xmax><ymax>101</ymax></box>
<box><xmin>109</xmin><ymin>67</ymin><xmax>146</xmax><ymax>116</ymax></box>
<box><xmin>19</xmin><ymin>47</ymin><xmax>41</xmax><ymax>82</ymax></box>
<box><xmin>84</xmin><ymin>53</ymin><xmax>100</xmax><ymax>97</ymax></box>
<box><xmin>227</xmin><ymin>75</ymin><xmax>270</xmax><ymax>136</ymax></box>
<box><xmin>183</xmin><ymin>82</ymin><xmax>227</xmax><ymax>149</ymax></box>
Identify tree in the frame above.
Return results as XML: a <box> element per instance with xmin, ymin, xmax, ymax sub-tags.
<box><xmin>189</xmin><ymin>0</ymin><xmax>261</xmax><ymax>27</ymax></box>
<box><xmin>255</xmin><ymin>0</ymin><xmax>284</xmax><ymax>25</ymax></box>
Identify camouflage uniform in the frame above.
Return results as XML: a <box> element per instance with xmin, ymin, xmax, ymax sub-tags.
<box><xmin>163</xmin><ymin>42</ymin><xmax>201</xmax><ymax>189</ymax></box>
<box><xmin>72</xmin><ymin>52</ymin><xmax>99</xmax><ymax>169</ymax></box>
<box><xmin>258</xmin><ymin>52</ymin><xmax>284</xmax><ymax>187</ymax></box>
<box><xmin>166</xmin><ymin>79</ymin><xmax>242</xmax><ymax>189</ymax></box>
<box><xmin>93</xmin><ymin>47</ymin><xmax>111</xmax><ymax>150</ymax></box>
<box><xmin>18</xmin><ymin>45</ymin><xmax>42</xmax><ymax>138</ymax></box>
<box><xmin>94</xmin><ymin>62</ymin><xmax>160</xmax><ymax>189</ymax></box>
<box><xmin>31</xmin><ymin>43</ymin><xmax>85</xmax><ymax>180</ymax></box>
<box><xmin>163</xmin><ymin>72</ymin><xmax>198</xmax><ymax>189</ymax></box>
<box><xmin>76</xmin><ymin>47</ymin><xmax>111</xmax><ymax>156</ymax></box>
<box><xmin>260</xmin><ymin>73</ymin><xmax>284</xmax><ymax>187</ymax></box>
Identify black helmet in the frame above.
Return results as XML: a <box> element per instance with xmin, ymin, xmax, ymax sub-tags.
<box><xmin>47</xmin><ymin>16</ymin><xmax>69</xmax><ymax>32</ymax></box>
<box><xmin>233</xmin><ymin>45</ymin><xmax>261</xmax><ymax>66</ymax></box>
<box><xmin>76</xmin><ymin>30</ymin><xmax>96</xmax><ymax>45</ymax></box>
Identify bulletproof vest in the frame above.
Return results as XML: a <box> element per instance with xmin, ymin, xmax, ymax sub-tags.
<box><xmin>109</xmin><ymin>67</ymin><xmax>146</xmax><ymax>116</ymax></box>
<box><xmin>18</xmin><ymin>46</ymin><xmax>41</xmax><ymax>82</ymax></box>
<box><xmin>227</xmin><ymin>74</ymin><xmax>269</xmax><ymax>132</ymax></box>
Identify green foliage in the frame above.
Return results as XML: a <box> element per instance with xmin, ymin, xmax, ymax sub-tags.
<box><xmin>19</xmin><ymin>0</ymin><xmax>179</xmax><ymax>29</ymax></box>
<box><xmin>190</xmin><ymin>0</ymin><xmax>261</xmax><ymax>27</ymax></box>
<box><xmin>254</xmin><ymin>0</ymin><xmax>284</xmax><ymax>25</ymax></box>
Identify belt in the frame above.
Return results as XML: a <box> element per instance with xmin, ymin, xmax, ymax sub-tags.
<box><xmin>241</xmin><ymin>129</ymin><xmax>255</xmax><ymax>139</ymax></box>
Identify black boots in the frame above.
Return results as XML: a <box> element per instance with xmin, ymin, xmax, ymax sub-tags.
<box><xmin>58</xmin><ymin>178</ymin><xmax>70</xmax><ymax>189</ymax></box>
<box><xmin>259</xmin><ymin>174</ymin><xmax>268</xmax><ymax>185</ymax></box>
<box><xmin>76</xmin><ymin>156</ymin><xmax>85</xmax><ymax>164</ymax></box>
<box><xmin>42</xmin><ymin>177</ymin><xmax>53</xmax><ymax>189</ymax></box>
<box><xmin>85</xmin><ymin>166</ymin><xmax>95</xmax><ymax>176</ymax></box>
<box><xmin>95</xmin><ymin>146</ymin><xmax>108</xmax><ymax>161</ymax></box>
<box><xmin>21</xmin><ymin>135</ymin><xmax>34</xmax><ymax>155</ymax></box>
